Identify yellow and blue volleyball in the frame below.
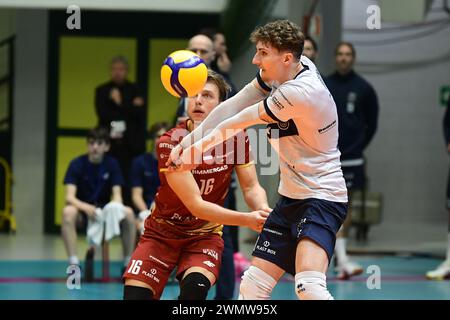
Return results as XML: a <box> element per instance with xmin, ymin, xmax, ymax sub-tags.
<box><xmin>160</xmin><ymin>50</ymin><xmax>208</xmax><ymax>98</ymax></box>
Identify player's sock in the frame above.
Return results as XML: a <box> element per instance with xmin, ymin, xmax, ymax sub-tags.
<box><xmin>295</xmin><ymin>271</ymin><xmax>333</xmax><ymax>300</ymax></box>
<box><xmin>123</xmin><ymin>285</ymin><xmax>154</xmax><ymax>300</ymax></box>
<box><xmin>335</xmin><ymin>237</ymin><xmax>348</xmax><ymax>264</ymax></box>
<box><xmin>69</xmin><ymin>255</ymin><xmax>79</xmax><ymax>265</ymax></box>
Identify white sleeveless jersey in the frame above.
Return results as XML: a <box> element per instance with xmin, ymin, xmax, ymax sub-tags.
<box><xmin>262</xmin><ymin>56</ymin><xmax>348</xmax><ymax>202</ymax></box>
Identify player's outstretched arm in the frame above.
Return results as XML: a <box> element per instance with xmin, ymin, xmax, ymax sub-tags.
<box><xmin>165</xmin><ymin>170</ymin><xmax>269</xmax><ymax>232</ymax></box>
<box><xmin>168</xmin><ymin>79</ymin><xmax>268</xmax><ymax>166</ymax></box>
<box><xmin>178</xmin><ymin>102</ymin><xmax>265</xmax><ymax>167</ymax></box>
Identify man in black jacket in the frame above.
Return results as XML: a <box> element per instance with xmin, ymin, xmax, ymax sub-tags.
<box><xmin>95</xmin><ymin>56</ymin><xmax>146</xmax><ymax>206</ymax></box>
<box><xmin>325</xmin><ymin>42</ymin><xmax>379</xmax><ymax>279</ymax></box>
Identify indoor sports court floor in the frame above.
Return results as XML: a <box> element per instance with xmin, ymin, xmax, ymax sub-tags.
<box><xmin>1</xmin><ymin>233</ymin><xmax>449</xmax><ymax>300</ymax></box>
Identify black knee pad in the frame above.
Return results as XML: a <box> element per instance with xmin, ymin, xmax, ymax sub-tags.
<box><xmin>178</xmin><ymin>272</ymin><xmax>211</xmax><ymax>300</ymax></box>
<box><xmin>123</xmin><ymin>285</ymin><xmax>154</xmax><ymax>300</ymax></box>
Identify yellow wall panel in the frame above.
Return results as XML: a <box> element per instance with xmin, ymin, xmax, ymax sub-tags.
<box><xmin>58</xmin><ymin>37</ymin><xmax>137</xmax><ymax>129</ymax></box>
<box><xmin>147</xmin><ymin>39</ymin><xmax>187</xmax><ymax>129</ymax></box>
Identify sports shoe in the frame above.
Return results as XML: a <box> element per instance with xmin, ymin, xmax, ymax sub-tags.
<box><xmin>336</xmin><ymin>259</ymin><xmax>364</xmax><ymax>280</ymax></box>
<box><xmin>84</xmin><ymin>247</ymin><xmax>95</xmax><ymax>283</ymax></box>
<box><xmin>426</xmin><ymin>260</ymin><xmax>450</xmax><ymax>280</ymax></box>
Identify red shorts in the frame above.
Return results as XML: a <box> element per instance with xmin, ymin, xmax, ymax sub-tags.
<box><xmin>122</xmin><ymin>217</ymin><xmax>224</xmax><ymax>299</ymax></box>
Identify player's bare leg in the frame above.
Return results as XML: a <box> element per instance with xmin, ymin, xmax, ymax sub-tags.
<box><xmin>335</xmin><ymin>204</ymin><xmax>363</xmax><ymax>279</ymax></box>
<box><xmin>295</xmin><ymin>238</ymin><xmax>334</xmax><ymax>300</ymax></box>
<box><xmin>61</xmin><ymin>205</ymin><xmax>80</xmax><ymax>265</ymax></box>
<box><xmin>120</xmin><ymin>207</ymin><xmax>137</xmax><ymax>268</ymax></box>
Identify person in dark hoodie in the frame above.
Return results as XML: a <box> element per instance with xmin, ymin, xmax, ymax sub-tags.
<box><xmin>325</xmin><ymin>42</ymin><xmax>379</xmax><ymax>279</ymax></box>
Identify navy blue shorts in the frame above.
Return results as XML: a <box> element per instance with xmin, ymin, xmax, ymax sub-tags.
<box><xmin>342</xmin><ymin>165</ymin><xmax>365</xmax><ymax>191</ymax></box>
<box><xmin>252</xmin><ymin>197</ymin><xmax>347</xmax><ymax>276</ymax></box>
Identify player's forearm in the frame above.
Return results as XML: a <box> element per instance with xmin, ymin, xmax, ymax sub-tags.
<box><xmin>189</xmin><ymin>200</ymin><xmax>250</xmax><ymax>227</ymax></box>
<box><xmin>242</xmin><ymin>185</ymin><xmax>269</xmax><ymax>212</ymax></box>
<box><xmin>181</xmin><ymin>103</ymin><xmax>262</xmax><ymax>165</ymax></box>
<box><xmin>179</xmin><ymin>82</ymin><xmax>267</xmax><ymax>150</ymax></box>
<box><xmin>66</xmin><ymin>195</ymin><xmax>91</xmax><ymax>211</ymax></box>
<box><xmin>132</xmin><ymin>195</ymin><xmax>148</xmax><ymax>212</ymax></box>
<box><xmin>111</xmin><ymin>186</ymin><xmax>123</xmax><ymax>203</ymax></box>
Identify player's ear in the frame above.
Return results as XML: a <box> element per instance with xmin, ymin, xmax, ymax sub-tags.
<box><xmin>283</xmin><ymin>52</ymin><xmax>293</xmax><ymax>64</ymax></box>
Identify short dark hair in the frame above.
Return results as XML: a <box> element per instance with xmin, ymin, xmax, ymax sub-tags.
<box><xmin>198</xmin><ymin>27</ymin><xmax>225</xmax><ymax>41</ymax></box>
<box><xmin>250</xmin><ymin>20</ymin><xmax>305</xmax><ymax>60</ymax></box>
<box><xmin>87</xmin><ymin>127</ymin><xmax>110</xmax><ymax>144</ymax></box>
<box><xmin>206</xmin><ymin>69</ymin><xmax>231</xmax><ymax>102</ymax></box>
<box><xmin>148</xmin><ymin>122</ymin><xmax>170</xmax><ymax>140</ymax></box>
<box><xmin>198</xmin><ymin>27</ymin><xmax>217</xmax><ymax>41</ymax></box>
<box><xmin>335</xmin><ymin>42</ymin><xmax>356</xmax><ymax>58</ymax></box>
<box><xmin>304</xmin><ymin>35</ymin><xmax>318</xmax><ymax>52</ymax></box>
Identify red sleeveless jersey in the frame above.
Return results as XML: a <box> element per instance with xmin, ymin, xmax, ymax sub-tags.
<box><xmin>147</xmin><ymin>120</ymin><xmax>252</xmax><ymax>236</ymax></box>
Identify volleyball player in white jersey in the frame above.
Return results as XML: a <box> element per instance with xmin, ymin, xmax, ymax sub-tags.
<box><xmin>168</xmin><ymin>20</ymin><xmax>348</xmax><ymax>300</ymax></box>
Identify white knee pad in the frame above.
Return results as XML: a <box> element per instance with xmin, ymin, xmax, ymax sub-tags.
<box><xmin>238</xmin><ymin>266</ymin><xmax>277</xmax><ymax>300</ymax></box>
<box><xmin>295</xmin><ymin>271</ymin><xmax>334</xmax><ymax>300</ymax></box>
